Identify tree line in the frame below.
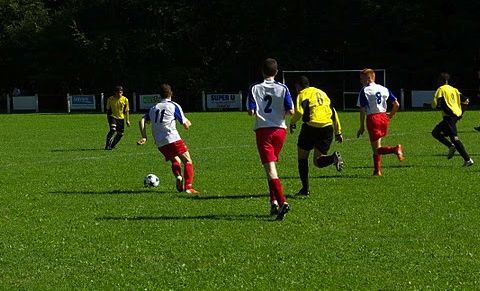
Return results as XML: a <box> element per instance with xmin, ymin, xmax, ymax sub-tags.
<box><xmin>1</xmin><ymin>0</ymin><xmax>479</xmax><ymax>106</ymax></box>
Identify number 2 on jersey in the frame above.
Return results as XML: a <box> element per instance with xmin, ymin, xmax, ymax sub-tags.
<box><xmin>263</xmin><ymin>95</ymin><xmax>272</xmax><ymax>113</ymax></box>
<box><xmin>155</xmin><ymin>109</ymin><xmax>166</xmax><ymax>123</ymax></box>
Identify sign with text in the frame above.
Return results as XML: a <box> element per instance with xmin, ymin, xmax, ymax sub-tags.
<box><xmin>206</xmin><ymin>93</ymin><xmax>242</xmax><ymax>109</ymax></box>
<box><xmin>69</xmin><ymin>95</ymin><xmax>96</xmax><ymax>110</ymax></box>
<box><xmin>13</xmin><ymin>95</ymin><xmax>38</xmax><ymax>111</ymax></box>
<box><xmin>139</xmin><ymin>94</ymin><xmax>161</xmax><ymax>110</ymax></box>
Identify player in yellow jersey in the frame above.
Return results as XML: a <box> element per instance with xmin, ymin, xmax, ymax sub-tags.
<box><xmin>289</xmin><ymin>76</ymin><xmax>343</xmax><ymax>196</ymax></box>
<box><xmin>432</xmin><ymin>73</ymin><xmax>473</xmax><ymax>166</ymax></box>
<box><xmin>105</xmin><ymin>86</ymin><xmax>131</xmax><ymax>150</ymax></box>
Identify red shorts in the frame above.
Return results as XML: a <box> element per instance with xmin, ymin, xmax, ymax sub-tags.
<box><xmin>255</xmin><ymin>127</ymin><xmax>287</xmax><ymax>164</ymax></box>
<box><xmin>158</xmin><ymin>140</ymin><xmax>188</xmax><ymax>161</ymax></box>
<box><xmin>367</xmin><ymin>113</ymin><xmax>389</xmax><ymax>142</ymax></box>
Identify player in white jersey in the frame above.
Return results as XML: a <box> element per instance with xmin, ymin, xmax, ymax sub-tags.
<box><xmin>137</xmin><ymin>84</ymin><xmax>199</xmax><ymax>194</ymax></box>
<box><xmin>247</xmin><ymin>58</ymin><xmax>294</xmax><ymax>220</ymax></box>
<box><xmin>356</xmin><ymin>69</ymin><xmax>404</xmax><ymax>176</ymax></box>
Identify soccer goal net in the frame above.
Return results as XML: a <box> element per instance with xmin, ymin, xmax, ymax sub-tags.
<box><xmin>282</xmin><ymin>69</ymin><xmax>386</xmax><ymax>110</ymax></box>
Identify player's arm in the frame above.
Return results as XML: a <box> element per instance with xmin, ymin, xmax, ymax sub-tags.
<box><xmin>387</xmin><ymin>100</ymin><xmax>400</xmax><ymax>119</ymax></box>
<box><xmin>106</xmin><ymin>98</ymin><xmax>112</xmax><ymax>116</ymax></box>
<box><xmin>247</xmin><ymin>87</ymin><xmax>256</xmax><ymax>116</ymax></box>
<box><xmin>173</xmin><ymin>103</ymin><xmax>191</xmax><ymax>130</ymax></box>
<box><xmin>331</xmin><ymin>107</ymin><xmax>343</xmax><ymax>143</ymax></box>
<box><xmin>357</xmin><ymin>107</ymin><xmax>366</xmax><ymax>138</ymax></box>
<box><xmin>125</xmin><ymin>99</ymin><xmax>131</xmax><ymax>126</ymax></box>
<box><xmin>183</xmin><ymin>119</ymin><xmax>191</xmax><ymax>130</ymax></box>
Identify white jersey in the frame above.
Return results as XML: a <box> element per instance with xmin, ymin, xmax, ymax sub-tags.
<box><xmin>247</xmin><ymin>79</ymin><xmax>293</xmax><ymax>130</ymax></box>
<box><xmin>357</xmin><ymin>82</ymin><xmax>397</xmax><ymax>115</ymax></box>
<box><xmin>144</xmin><ymin>99</ymin><xmax>187</xmax><ymax>147</ymax></box>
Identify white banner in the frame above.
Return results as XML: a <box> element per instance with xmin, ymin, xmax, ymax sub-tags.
<box><xmin>13</xmin><ymin>95</ymin><xmax>38</xmax><ymax>111</ymax></box>
<box><xmin>139</xmin><ymin>94</ymin><xmax>161</xmax><ymax>110</ymax></box>
<box><xmin>206</xmin><ymin>93</ymin><xmax>242</xmax><ymax>109</ymax></box>
<box><xmin>411</xmin><ymin>90</ymin><xmax>434</xmax><ymax>108</ymax></box>
<box><xmin>69</xmin><ymin>95</ymin><xmax>96</xmax><ymax>110</ymax></box>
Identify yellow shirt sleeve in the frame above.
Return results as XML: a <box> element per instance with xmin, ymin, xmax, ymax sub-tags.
<box><xmin>290</xmin><ymin>93</ymin><xmax>304</xmax><ymax>124</ymax></box>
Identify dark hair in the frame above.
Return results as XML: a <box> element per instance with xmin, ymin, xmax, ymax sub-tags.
<box><xmin>114</xmin><ymin>85</ymin><xmax>123</xmax><ymax>92</ymax></box>
<box><xmin>295</xmin><ymin>75</ymin><xmax>310</xmax><ymax>89</ymax></box>
<box><xmin>438</xmin><ymin>72</ymin><xmax>450</xmax><ymax>85</ymax></box>
<box><xmin>262</xmin><ymin>58</ymin><xmax>278</xmax><ymax>77</ymax></box>
<box><xmin>160</xmin><ymin>83</ymin><xmax>173</xmax><ymax>99</ymax></box>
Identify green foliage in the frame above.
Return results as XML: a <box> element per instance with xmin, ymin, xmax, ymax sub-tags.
<box><xmin>1</xmin><ymin>111</ymin><xmax>480</xmax><ymax>288</ymax></box>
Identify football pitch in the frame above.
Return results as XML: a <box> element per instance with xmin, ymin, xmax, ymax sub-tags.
<box><xmin>1</xmin><ymin>111</ymin><xmax>480</xmax><ymax>289</ymax></box>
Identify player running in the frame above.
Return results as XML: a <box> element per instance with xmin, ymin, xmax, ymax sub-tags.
<box><xmin>105</xmin><ymin>86</ymin><xmax>130</xmax><ymax>150</ymax></box>
<box><xmin>356</xmin><ymin>68</ymin><xmax>404</xmax><ymax>176</ymax></box>
<box><xmin>431</xmin><ymin>72</ymin><xmax>474</xmax><ymax>166</ymax></box>
<box><xmin>289</xmin><ymin>76</ymin><xmax>344</xmax><ymax>196</ymax></box>
<box><xmin>137</xmin><ymin>84</ymin><xmax>199</xmax><ymax>194</ymax></box>
<box><xmin>247</xmin><ymin>58</ymin><xmax>294</xmax><ymax>220</ymax></box>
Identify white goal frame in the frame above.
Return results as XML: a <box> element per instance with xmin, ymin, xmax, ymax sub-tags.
<box><xmin>282</xmin><ymin>69</ymin><xmax>386</xmax><ymax>110</ymax></box>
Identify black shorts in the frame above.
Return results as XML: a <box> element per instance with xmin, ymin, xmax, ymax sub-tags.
<box><xmin>297</xmin><ymin>123</ymin><xmax>333</xmax><ymax>154</ymax></box>
<box><xmin>108</xmin><ymin>116</ymin><xmax>125</xmax><ymax>133</ymax></box>
<box><xmin>434</xmin><ymin>115</ymin><xmax>459</xmax><ymax>136</ymax></box>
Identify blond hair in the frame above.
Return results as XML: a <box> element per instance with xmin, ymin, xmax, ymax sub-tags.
<box><xmin>360</xmin><ymin>68</ymin><xmax>376</xmax><ymax>81</ymax></box>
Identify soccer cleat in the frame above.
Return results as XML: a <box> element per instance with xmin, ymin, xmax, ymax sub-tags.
<box><xmin>463</xmin><ymin>159</ymin><xmax>474</xmax><ymax>167</ymax></box>
<box><xmin>104</xmin><ymin>146</ymin><xmax>112</xmax><ymax>150</ymax></box>
<box><xmin>270</xmin><ymin>204</ymin><xmax>279</xmax><ymax>215</ymax></box>
<box><xmin>373</xmin><ymin>170</ymin><xmax>382</xmax><ymax>176</ymax></box>
<box><xmin>447</xmin><ymin>146</ymin><xmax>456</xmax><ymax>159</ymax></box>
<box><xmin>276</xmin><ymin>203</ymin><xmax>290</xmax><ymax>221</ymax></box>
<box><xmin>175</xmin><ymin>175</ymin><xmax>184</xmax><ymax>192</ymax></box>
<box><xmin>296</xmin><ymin>188</ymin><xmax>310</xmax><ymax>197</ymax></box>
<box><xmin>396</xmin><ymin>145</ymin><xmax>405</xmax><ymax>161</ymax></box>
<box><xmin>185</xmin><ymin>188</ymin><xmax>200</xmax><ymax>195</ymax></box>
<box><xmin>333</xmin><ymin>151</ymin><xmax>344</xmax><ymax>172</ymax></box>
<box><xmin>474</xmin><ymin>126</ymin><xmax>480</xmax><ymax>132</ymax></box>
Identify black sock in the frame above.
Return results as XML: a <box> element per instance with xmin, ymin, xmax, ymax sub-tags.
<box><xmin>451</xmin><ymin>137</ymin><xmax>470</xmax><ymax>161</ymax></box>
<box><xmin>105</xmin><ymin>130</ymin><xmax>115</xmax><ymax>148</ymax></box>
<box><xmin>315</xmin><ymin>155</ymin><xmax>334</xmax><ymax>168</ymax></box>
<box><xmin>298</xmin><ymin>159</ymin><xmax>309</xmax><ymax>190</ymax></box>
<box><xmin>110</xmin><ymin>133</ymin><xmax>124</xmax><ymax>148</ymax></box>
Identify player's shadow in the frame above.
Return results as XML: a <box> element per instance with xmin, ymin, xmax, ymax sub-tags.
<box><xmin>51</xmin><ymin>189</ymin><xmax>166</xmax><ymax>195</ymax></box>
<box><xmin>280</xmin><ymin>174</ymin><xmax>373</xmax><ymax>180</ymax></box>
<box><xmin>349</xmin><ymin>165</ymin><xmax>414</xmax><ymax>169</ymax></box>
<box><xmin>181</xmin><ymin>193</ymin><xmax>267</xmax><ymax>200</ymax></box>
<box><xmin>96</xmin><ymin>213</ymin><xmax>273</xmax><ymax>222</ymax></box>
<box><xmin>51</xmin><ymin>148</ymin><xmax>104</xmax><ymax>152</ymax></box>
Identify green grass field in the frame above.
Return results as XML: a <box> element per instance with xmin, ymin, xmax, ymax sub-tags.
<box><xmin>1</xmin><ymin>110</ymin><xmax>480</xmax><ymax>289</ymax></box>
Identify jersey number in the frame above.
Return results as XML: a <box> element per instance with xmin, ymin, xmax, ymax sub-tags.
<box><xmin>263</xmin><ymin>95</ymin><xmax>273</xmax><ymax>113</ymax></box>
<box><xmin>155</xmin><ymin>109</ymin><xmax>166</xmax><ymax>123</ymax></box>
<box><xmin>375</xmin><ymin>92</ymin><xmax>382</xmax><ymax>104</ymax></box>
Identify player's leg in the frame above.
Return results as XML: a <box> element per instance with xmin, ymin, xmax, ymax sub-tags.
<box><xmin>178</xmin><ymin>150</ymin><xmax>198</xmax><ymax>194</ymax></box>
<box><xmin>372</xmin><ymin>114</ymin><xmax>404</xmax><ymax>161</ymax></box>
<box><xmin>170</xmin><ymin>156</ymin><xmax>183</xmax><ymax>192</ymax></box>
<box><xmin>105</xmin><ymin>117</ymin><xmax>116</xmax><ymax>150</ymax></box>
<box><xmin>371</xmin><ymin>138</ymin><xmax>382</xmax><ymax>176</ymax></box>
<box><xmin>110</xmin><ymin>119</ymin><xmax>125</xmax><ymax>149</ymax></box>
<box><xmin>445</xmin><ymin>117</ymin><xmax>473</xmax><ymax>166</ymax></box>
<box><xmin>296</xmin><ymin>124</ymin><xmax>313</xmax><ymax>196</ymax></box>
<box><xmin>297</xmin><ymin>147</ymin><xmax>310</xmax><ymax>196</ymax></box>
<box><xmin>313</xmin><ymin>126</ymin><xmax>343</xmax><ymax>171</ymax></box>
<box><xmin>432</xmin><ymin>119</ymin><xmax>455</xmax><ymax>157</ymax></box>
<box><xmin>269</xmin><ymin>128</ymin><xmax>290</xmax><ymax>220</ymax></box>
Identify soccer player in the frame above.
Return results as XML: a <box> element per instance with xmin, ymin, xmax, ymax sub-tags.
<box><xmin>431</xmin><ymin>72</ymin><xmax>474</xmax><ymax>166</ymax></box>
<box><xmin>105</xmin><ymin>86</ymin><xmax>130</xmax><ymax>150</ymax></box>
<box><xmin>137</xmin><ymin>83</ymin><xmax>199</xmax><ymax>194</ymax></box>
<box><xmin>247</xmin><ymin>58</ymin><xmax>294</xmax><ymax>220</ymax></box>
<box><xmin>289</xmin><ymin>76</ymin><xmax>344</xmax><ymax>196</ymax></box>
<box><xmin>356</xmin><ymin>68</ymin><xmax>404</xmax><ymax>176</ymax></box>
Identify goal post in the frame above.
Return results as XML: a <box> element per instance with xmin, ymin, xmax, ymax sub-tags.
<box><xmin>282</xmin><ymin>69</ymin><xmax>386</xmax><ymax>111</ymax></box>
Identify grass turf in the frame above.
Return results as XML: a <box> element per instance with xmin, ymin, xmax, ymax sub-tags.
<box><xmin>1</xmin><ymin>111</ymin><xmax>480</xmax><ymax>289</ymax></box>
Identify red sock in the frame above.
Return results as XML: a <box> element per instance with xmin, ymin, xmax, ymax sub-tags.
<box><xmin>267</xmin><ymin>180</ymin><xmax>276</xmax><ymax>204</ymax></box>
<box><xmin>377</xmin><ymin>146</ymin><xmax>396</xmax><ymax>155</ymax></box>
<box><xmin>171</xmin><ymin>161</ymin><xmax>182</xmax><ymax>177</ymax></box>
<box><xmin>373</xmin><ymin>154</ymin><xmax>381</xmax><ymax>172</ymax></box>
<box><xmin>184</xmin><ymin>162</ymin><xmax>194</xmax><ymax>189</ymax></box>
<box><xmin>269</xmin><ymin>178</ymin><xmax>286</xmax><ymax>205</ymax></box>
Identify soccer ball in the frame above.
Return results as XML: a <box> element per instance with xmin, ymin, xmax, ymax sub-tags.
<box><xmin>144</xmin><ymin>174</ymin><xmax>160</xmax><ymax>188</ymax></box>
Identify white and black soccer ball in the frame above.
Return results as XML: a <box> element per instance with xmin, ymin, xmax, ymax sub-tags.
<box><xmin>144</xmin><ymin>173</ymin><xmax>160</xmax><ymax>188</ymax></box>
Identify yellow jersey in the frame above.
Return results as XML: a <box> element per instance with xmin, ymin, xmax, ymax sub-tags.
<box><xmin>291</xmin><ymin>87</ymin><xmax>341</xmax><ymax>134</ymax></box>
<box><xmin>432</xmin><ymin>84</ymin><xmax>462</xmax><ymax>117</ymax></box>
<box><xmin>106</xmin><ymin>95</ymin><xmax>129</xmax><ymax>119</ymax></box>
